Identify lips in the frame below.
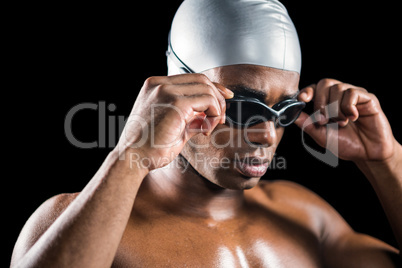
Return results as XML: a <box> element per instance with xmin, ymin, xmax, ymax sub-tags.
<box><xmin>234</xmin><ymin>157</ymin><xmax>269</xmax><ymax>178</ymax></box>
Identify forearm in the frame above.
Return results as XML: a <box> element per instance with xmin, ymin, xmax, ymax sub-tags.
<box><xmin>13</xmin><ymin>148</ymin><xmax>148</xmax><ymax>268</ymax></box>
<box><xmin>356</xmin><ymin>139</ymin><xmax>402</xmax><ymax>254</ymax></box>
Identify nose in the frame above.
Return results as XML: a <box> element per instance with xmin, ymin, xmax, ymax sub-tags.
<box><xmin>244</xmin><ymin>121</ymin><xmax>277</xmax><ymax>148</ymax></box>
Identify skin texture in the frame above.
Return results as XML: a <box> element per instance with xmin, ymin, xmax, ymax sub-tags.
<box><xmin>11</xmin><ymin>65</ymin><xmax>401</xmax><ymax>267</ymax></box>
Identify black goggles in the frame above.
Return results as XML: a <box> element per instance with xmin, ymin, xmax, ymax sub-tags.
<box><xmin>225</xmin><ymin>95</ymin><xmax>305</xmax><ymax>127</ymax></box>
<box><xmin>166</xmin><ymin>36</ymin><xmax>305</xmax><ymax>127</ymax></box>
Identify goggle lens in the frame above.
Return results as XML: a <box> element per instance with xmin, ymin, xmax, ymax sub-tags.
<box><xmin>225</xmin><ymin>97</ymin><xmax>305</xmax><ymax>127</ymax></box>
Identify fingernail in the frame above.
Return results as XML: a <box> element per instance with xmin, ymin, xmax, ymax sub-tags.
<box><xmin>214</xmin><ymin>83</ymin><xmax>234</xmax><ymax>99</ymax></box>
<box><xmin>338</xmin><ymin>120</ymin><xmax>349</xmax><ymax>127</ymax></box>
<box><xmin>201</xmin><ymin>117</ymin><xmax>214</xmax><ymax>133</ymax></box>
<box><xmin>299</xmin><ymin>92</ymin><xmax>308</xmax><ymax>101</ymax></box>
<box><xmin>348</xmin><ymin>115</ymin><xmax>358</xmax><ymax>122</ymax></box>
<box><xmin>219</xmin><ymin>113</ymin><xmax>226</xmax><ymax>125</ymax></box>
<box><xmin>316</xmin><ymin>113</ymin><xmax>327</xmax><ymax>124</ymax></box>
<box><xmin>224</xmin><ymin>88</ymin><xmax>234</xmax><ymax>98</ymax></box>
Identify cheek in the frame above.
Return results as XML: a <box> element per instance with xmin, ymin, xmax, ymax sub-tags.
<box><xmin>181</xmin><ymin>125</ymin><xmax>285</xmax><ymax>169</ymax></box>
<box><xmin>209</xmin><ymin>125</ymin><xmax>240</xmax><ymax>148</ymax></box>
<box><xmin>275</xmin><ymin>127</ymin><xmax>285</xmax><ymax>144</ymax></box>
<box><xmin>186</xmin><ymin>125</ymin><xmax>235</xmax><ymax>151</ymax></box>
<box><xmin>185</xmin><ymin>133</ymin><xmax>214</xmax><ymax>151</ymax></box>
<box><xmin>186</xmin><ymin>125</ymin><xmax>285</xmax><ymax>152</ymax></box>
<box><xmin>181</xmin><ymin>133</ymin><xmax>225</xmax><ymax>171</ymax></box>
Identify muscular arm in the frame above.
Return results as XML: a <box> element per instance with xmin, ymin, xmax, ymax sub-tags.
<box><xmin>355</xmin><ymin>140</ymin><xmax>402</xmax><ymax>256</ymax></box>
<box><xmin>321</xmin><ymin>141</ymin><xmax>402</xmax><ymax>267</ymax></box>
<box><xmin>296</xmin><ymin>78</ymin><xmax>402</xmax><ymax>266</ymax></box>
<box><xmin>11</xmin><ymin>150</ymin><xmax>148</xmax><ymax>268</ymax></box>
<box><xmin>320</xmin><ymin>189</ymin><xmax>400</xmax><ymax>268</ymax></box>
<box><xmin>11</xmin><ymin>74</ymin><xmax>231</xmax><ymax>268</ymax></box>
<box><xmin>264</xmin><ymin>180</ymin><xmax>400</xmax><ymax>267</ymax></box>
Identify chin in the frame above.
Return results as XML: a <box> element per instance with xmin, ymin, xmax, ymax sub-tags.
<box><xmin>212</xmin><ymin>170</ymin><xmax>262</xmax><ymax>190</ymax></box>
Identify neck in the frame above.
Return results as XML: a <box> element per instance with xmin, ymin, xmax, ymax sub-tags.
<box><xmin>138</xmin><ymin>155</ymin><xmax>245</xmax><ymax>221</ymax></box>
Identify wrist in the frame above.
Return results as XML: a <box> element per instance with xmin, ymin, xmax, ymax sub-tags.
<box><xmin>355</xmin><ymin>139</ymin><xmax>402</xmax><ymax>183</ymax></box>
<box><xmin>109</xmin><ymin>147</ymin><xmax>150</xmax><ymax>179</ymax></box>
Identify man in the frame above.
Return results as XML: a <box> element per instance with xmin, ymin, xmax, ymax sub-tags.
<box><xmin>11</xmin><ymin>0</ymin><xmax>401</xmax><ymax>267</ymax></box>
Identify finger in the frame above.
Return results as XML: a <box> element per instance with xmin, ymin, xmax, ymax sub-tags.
<box><xmin>340</xmin><ymin>88</ymin><xmax>360</xmax><ymax>122</ymax></box>
<box><xmin>356</xmin><ymin>93</ymin><xmax>380</xmax><ymax>117</ymax></box>
<box><xmin>143</xmin><ymin>75</ymin><xmax>212</xmax><ymax>94</ymax></box>
<box><xmin>161</xmin><ymin>83</ymin><xmax>224</xmax><ymax>120</ymax></box>
<box><xmin>294</xmin><ymin>111</ymin><xmax>309</xmax><ymax>129</ymax></box>
<box><xmin>213</xmin><ymin>82</ymin><xmax>236</xmax><ymax>124</ymax></box>
<box><xmin>166</xmin><ymin>73</ymin><xmax>215</xmax><ymax>85</ymax></box>
<box><xmin>186</xmin><ymin>112</ymin><xmax>207</xmax><ymax>137</ymax></box>
<box><xmin>175</xmin><ymin>81</ymin><xmax>232</xmax><ymax>124</ymax></box>
<box><xmin>298</xmin><ymin>84</ymin><xmax>315</xmax><ymax>103</ymax></box>
<box><xmin>201</xmin><ymin>116</ymin><xmax>222</xmax><ymax>136</ymax></box>
<box><xmin>314</xmin><ymin>79</ymin><xmax>340</xmax><ymax>124</ymax></box>
<box><xmin>146</xmin><ymin>75</ymin><xmax>232</xmax><ymax>126</ymax></box>
<box><xmin>144</xmin><ymin>74</ymin><xmax>235</xmax><ymax>97</ymax></box>
<box><xmin>328</xmin><ymin>84</ymin><xmax>350</xmax><ymax>126</ymax></box>
<box><xmin>344</xmin><ymin>89</ymin><xmax>378</xmax><ymax>119</ymax></box>
<box><xmin>166</xmin><ymin>73</ymin><xmax>234</xmax><ymax>99</ymax></box>
<box><xmin>186</xmin><ymin>114</ymin><xmax>221</xmax><ymax>138</ymax></box>
<box><xmin>212</xmin><ymin>83</ymin><xmax>230</xmax><ymax>124</ymax></box>
<box><xmin>178</xmin><ymin>94</ymin><xmax>222</xmax><ymax>118</ymax></box>
<box><xmin>214</xmin><ymin>82</ymin><xmax>234</xmax><ymax>99</ymax></box>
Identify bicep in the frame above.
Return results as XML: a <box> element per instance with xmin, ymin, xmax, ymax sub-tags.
<box><xmin>294</xmin><ymin>182</ymin><xmax>401</xmax><ymax>267</ymax></box>
<box><xmin>261</xmin><ymin>181</ymin><xmax>400</xmax><ymax>267</ymax></box>
<box><xmin>11</xmin><ymin>193</ymin><xmax>77</xmax><ymax>266</ymax></box>
<box><xmin>322</xmin><ymin>214</ymin><xmax>400</xmax><ymax>267</ymax></box>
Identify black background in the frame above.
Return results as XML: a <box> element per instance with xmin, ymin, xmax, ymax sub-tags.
<box><xmin>5</xmin><ymin>1</ymin><xmax>401</xmax><ymax>266</ymax></box>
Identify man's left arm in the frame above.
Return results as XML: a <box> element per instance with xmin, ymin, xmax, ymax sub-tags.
<box><xmin>295</xmin><ymin>78</ymin><xmax>402</xmax><ymax>264</ymax></box>
<box><xmin>355</xmin><ymin>142</ymin><xmax>402</xmax><ymax>254</ymax></box>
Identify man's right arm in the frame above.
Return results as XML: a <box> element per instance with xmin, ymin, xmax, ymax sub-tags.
<box><xmin>11</xmin><ymin>149</ymin><xmax>149</xmax><ymax>268</ymax></box>
<box><xmin>10</xmin><ymin>74</ymin><xmax>232</xmax><ymax>268</ymax></box>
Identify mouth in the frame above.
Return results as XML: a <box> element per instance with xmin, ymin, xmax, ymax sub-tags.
<box><xmin>234</xmin><ymin>157</ymin><xmax>269</xmax><ymax>178</ymax></box>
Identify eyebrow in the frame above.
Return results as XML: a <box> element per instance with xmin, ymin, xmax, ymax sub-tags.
<box><xmin>227</xmin><ymin>85</ymin><xmax>299</xmax><ymax>103</ymax></box>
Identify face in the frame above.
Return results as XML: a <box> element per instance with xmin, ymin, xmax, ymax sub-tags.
<box><xmin>180</xmin><ymin>64</ymin><xmax>300</xmax><ymax>190</ymax></box>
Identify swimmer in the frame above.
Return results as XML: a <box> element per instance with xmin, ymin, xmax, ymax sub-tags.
<box><xmin>11</xmin><ymin>0</ymin><xmax>401</xmax><ymax>267</ymax></box>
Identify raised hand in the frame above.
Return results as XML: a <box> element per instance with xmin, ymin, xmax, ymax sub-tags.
<box><xmin>295</xmin><ymin>78</ymin><xmax>396</xmax><ymax>162</ymax></box>
<box><xmin>117</xmin><ymin>74</ymin><xmax>233</xmax><ymax>170</ymax></box>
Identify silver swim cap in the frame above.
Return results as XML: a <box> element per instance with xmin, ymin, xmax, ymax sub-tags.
<box><xmin>167</xmin><ymin>0</ymin><xmax>301</xmax><ymax>75</ymax></box>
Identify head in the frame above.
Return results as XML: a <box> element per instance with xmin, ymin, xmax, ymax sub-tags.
<box><xmin>167</xmin><ymin>0</ymin><xmax>301</xmax><ymax>190</ymax></box>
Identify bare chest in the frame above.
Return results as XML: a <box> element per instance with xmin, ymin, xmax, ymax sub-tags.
<box><xmin>112</xmin><ymin>214</ymin><xmax>322</xmax><ymax>267</ymax></box>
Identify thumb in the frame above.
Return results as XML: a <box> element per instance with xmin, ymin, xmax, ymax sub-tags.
<box><xmin>185</xmin><ymin>113</ymin><xmax>221</xmax><ymax>139</ymax></box>
<box><xmin>298</xmin><ymin>84</ymin><xmax>315</xmax><ymax>103</ymax></box>
<box><xmin>294</xmin><ymin>111</ymin><xmax>309</xmax><ymax>129</ymax></box>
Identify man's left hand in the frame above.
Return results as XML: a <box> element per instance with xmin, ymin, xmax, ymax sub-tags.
<box><xmin>294</xmin><ymin>78</ymin><xmax>396</xmax><ymax>162</ymax></box>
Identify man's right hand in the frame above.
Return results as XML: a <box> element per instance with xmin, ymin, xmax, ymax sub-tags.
<box><xmin>116</xmin><ymin>74</ymin><xmax>234</xmax><ymax>171</ymax></box>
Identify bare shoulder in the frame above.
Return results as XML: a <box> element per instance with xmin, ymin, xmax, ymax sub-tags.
<box><xmin>248</xmin><ymin>180</ymin><xmax>400</xmax><ymax>267</ymax></box>
<box><xmin>256</xmin><ymin>179</ymin><xmax>323</xmax><ymax>200</ymax></box>
<box><xmin>11</xmin><ymin>193</ymin><xmax>79</xmax><ymax>265</ymax></box>
<box><xmin>246</xmin><ymin>180</ymin><xmax>343</xmax><ymax>238</ymax></box>
<box><xmin>249</xmin><ymin>179</ymin><xmax>337</xmax><ymax>214</ymax></box>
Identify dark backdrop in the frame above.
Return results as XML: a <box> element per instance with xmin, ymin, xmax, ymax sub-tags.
<box><xmin>6</xmin><ymin>1</ymin><xmax>401</xmax><ymax>266</ymax></box>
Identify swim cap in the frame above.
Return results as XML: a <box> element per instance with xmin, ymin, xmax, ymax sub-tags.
<box><xmin>167</xmin><ymin>0</ymin><xmax>301</xmax><ymax>75</ymax></box>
